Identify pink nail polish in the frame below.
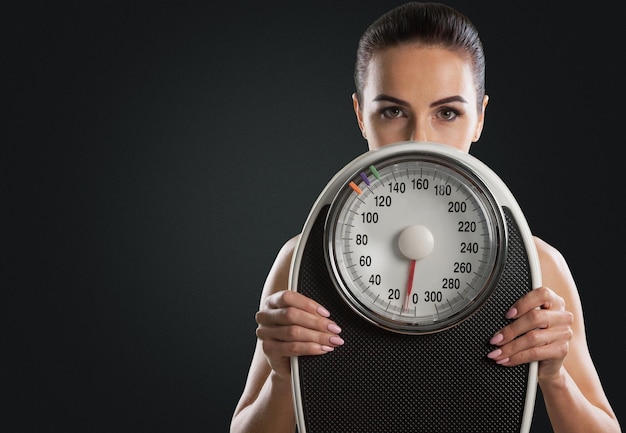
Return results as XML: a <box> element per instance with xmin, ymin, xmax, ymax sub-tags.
<box><xmin>496</xmin><ymin>357</ymin><xmax>510</xmax><ymax>365</ymax></box>
<box><xmin>490</xmin><ymin>333</ymin><xmax>503</xmax><ymax>345</ymax></box>
<box><xmin>317</xmin><ymin>306</ymin><xmax>331</xmax><ymax>317</ymax></box>
<box><xmin>327</xmin><ymin>323</ymin><xmax>342</xmax><ymax>334</ymax></box>
<box><xmin>506</xmin><ymin>307</ymin><xmax>517</xmax><ymax>319</ymax></box>
<box><xmin>329</xmin><ymin>336</ymin><xmax>345</xmax><ymax>346</ymax></box>
<box><xmin>487</xmin><ymin>349</ymin><xmax>501</xmax><ymax>359</ymax></box>
<box><xmin>321</xmin><ymin>345</ymin><xmax>334</xmax><ymax>352</ymax></box>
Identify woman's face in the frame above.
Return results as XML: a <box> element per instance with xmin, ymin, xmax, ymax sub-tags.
<box><xmin>353</xmin><ymin>45</ymin><xmax>488</xmax><ymax>152</ymax></box>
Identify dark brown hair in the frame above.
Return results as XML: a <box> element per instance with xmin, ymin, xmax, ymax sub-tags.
<box><xmin>354</xmin><ymin>2</ymin><xmax>485</xmax><ymax>109</ymax></box>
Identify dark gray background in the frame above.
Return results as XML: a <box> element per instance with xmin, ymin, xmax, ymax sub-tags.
<box><xmin>5</xmin><ymin>1</ymin><xmax>624</xmax><ymax>432</ymax></box>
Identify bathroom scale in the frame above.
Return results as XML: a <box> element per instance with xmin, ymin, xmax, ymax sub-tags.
<box><xmin>289</xmin><ymin>141</ymin><xmax>539</xmax><ymax>432</ymax></box>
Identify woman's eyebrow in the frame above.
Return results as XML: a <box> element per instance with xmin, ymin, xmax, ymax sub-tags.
<box><xmin>372</xmin><ymin>94</ymin><xmax>468</xmax><ymax>107</ymax></box>
<box><xmin>372</xmin><ymin>94</ymin><xmax>410</xmax><ymax>106</ymax></box>
<box><xmin>430</xmin><ymin>95</ymin><xmax>468</xmax><ymax>107</ymax></box>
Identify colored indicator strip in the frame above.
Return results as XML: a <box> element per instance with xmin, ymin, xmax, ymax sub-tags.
<box><xmin>349</xmin><ymin>181</ymin><xmax>362</xmax><ymax>194</ymax></box>
<box><xmin>369</xmin><ymin>165</ymin><xmax>381</xmax><ymax>181</ymax></box>
<box><xmin>359</xmin><ymin>172</ymin><xmax>371</xmax><ymax>186</ymax></box>
<box><xmin>350</xmin><ymin>165</ymin><xmax>381</xmax><ymax>194</ymax></box>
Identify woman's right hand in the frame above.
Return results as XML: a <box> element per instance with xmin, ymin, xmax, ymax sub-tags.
<box><xmin>254</xmin><ymin>290</ymin><xmax>344</xmax><ymax>378</ymax></box>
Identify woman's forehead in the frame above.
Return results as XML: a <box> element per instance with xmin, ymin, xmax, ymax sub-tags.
<box><xmin>364</xmin><ymin>45</ymin><xmax>476</xmax><ymax>100</ymax></box>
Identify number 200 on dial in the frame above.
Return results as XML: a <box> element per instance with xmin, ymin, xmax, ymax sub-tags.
<box><xmin>325</xmin><ymin>154</ymin><xmax>506</xmax><ymax>334</ymax></box>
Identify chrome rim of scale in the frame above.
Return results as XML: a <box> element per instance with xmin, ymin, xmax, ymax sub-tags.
<box><xmin>325</xmin><ymin>143</ymin><xmax>507</xmax><ymax>334</ymax></box>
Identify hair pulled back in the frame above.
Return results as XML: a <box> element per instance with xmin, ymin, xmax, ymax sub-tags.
<box><xmin>354</xmin><ymin>2</ymin><xmax>485</xmax><ymax>108</ymax></box>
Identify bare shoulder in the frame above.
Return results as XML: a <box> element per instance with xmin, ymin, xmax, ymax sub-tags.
<box><xmin>533</xmin><ymin>236</ymin><xmax>568</xmax><ymax>275</ymax></box>
<box><xmin>259</xmin><ymin>235</ymin><xmax>301</xmax><ymax>303</ymax></box>
<box><xmin>532</xmin><ymin>235</ymin><xmax>577</xmax><ymax>295</ymax></box>
<box><xmin>532</xmin><ymin>234</ymin><xmax>589</xmax><ymax>343</ymax></box>
<box><xmin>532</xmin><ymin>235</ymin><xmax>584</xmax><ymax>327</ymax></box>
<box><xmin>277</xmin><ymin>235</ymin><xmax>301</xmax><ymax>264</ymax></box>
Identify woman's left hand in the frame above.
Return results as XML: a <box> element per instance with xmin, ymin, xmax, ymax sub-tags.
<box><xmin>487</xmin><ymin>286</ymin><xmax>574</xmax><ymax>381</ymax></box>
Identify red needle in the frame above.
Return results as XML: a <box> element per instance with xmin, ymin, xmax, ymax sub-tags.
<box><xmin>404</xmin><ymin>259</ymin><xmax>417</xmax><ymax>310</ymax></box>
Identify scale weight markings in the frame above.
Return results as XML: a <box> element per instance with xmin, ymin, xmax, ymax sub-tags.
<box><xmin>290</xmin><ymin>142</ymin><xmax>540</xmax><ymax>433</ymax></box>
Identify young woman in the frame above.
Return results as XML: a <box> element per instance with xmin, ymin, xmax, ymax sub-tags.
<box><xmin>230</xmin><ymin>3</ymin><xmax>621</xmax><ymax>432</ymax></box>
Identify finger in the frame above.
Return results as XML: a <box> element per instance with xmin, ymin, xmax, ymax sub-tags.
<box><xmin>491</xmin><ymin>308</ymin><xmax>573</xmax><ymax>346</ymax></box>
<box><xmin>265</xmin><ymin>290</ymin><xmax>331</xmax><ymax>318</ymax></box>
<box><xmin>491</xmin><ymin>308</ymin><xmax>549</xmax><ymax>345</ymax></box>
<box><xmin>259</xmin><ymin>290</ymin><xmax>340</xmax><ymax>335</ymax></box>
<box><xmin>256</xmin><ymin>304</ymin><xmax>342</xmax><ymax>335</ymax></box>
<box><xmin>257</xmin><ymin>323</ymin><xmax>344</xmax><ymax>348</ymax></box>
<box><xmin>488</xmin><ymin>321</ymin><xmax>572</xmax><ymax>365</ymax></box>
<box><xmin>505</xmin><ymin>286</ymin><xmax>564</xmax><ymax>319</ymax></box>
<box><xmin>488</xmin><ymin>328</ymin><xmax>571</xmax><ymax>367</ymax></box>
<box><xmin>260</xmin><ymin>338</ymin><xmax>338</xmax><ymax>359</ymax></box>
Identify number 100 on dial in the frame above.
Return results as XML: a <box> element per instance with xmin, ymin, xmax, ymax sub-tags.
<box><xmin>325</xmin><ymin>153</ymin><xmax>506</xmax><ymax>334</ymax></box>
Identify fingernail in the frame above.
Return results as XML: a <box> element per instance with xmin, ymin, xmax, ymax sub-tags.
<box><xmin>487</xmin><ymin>349</ymin><xmax>502</xmax><ymax>359</ymax></box>
<box><xmin>321</xmin><ymin>345</ymin><xmax>334</xmax><ymax>352</ymax></box>
<box><xmin>506</xmin><ymin>307</ymin><xmax>517</xmax><ymax>319</ymax></box>
<box><xmin>329</xmin><ymin>336</ymin><xmax>345</xmax><ymax>346</ymax></box>
<box><xmin>327</xmin><ymin>323</ymin><xmax>342</xmax><ymax>334</ymax></box>
<box><xmin>496</xmin><ymin>357</ymin><xmax>510</xmax><ymax>365</ymax></box>
<box><xmin>317</xmin><ymin>306</ymin><xmax>331</xmax><ymax>317</ymax></box>
<box><xmin>490</xmin><ymin>333</ymin><xmax>503</xmax><ymax>345</ymax></box>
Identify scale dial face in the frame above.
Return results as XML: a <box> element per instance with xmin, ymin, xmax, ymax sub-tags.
<box><xmin>325</xmin><ymin>150</ymin><xmax>506</xmax><ymax>334</ymax></box>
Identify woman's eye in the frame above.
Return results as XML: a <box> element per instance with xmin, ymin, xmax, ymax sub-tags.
<box><xmin>381</xmin><ymin>107</ymin><xmax>405</xmax><ymax>119</ymax></box>
<box><xmin>438</xmin><ymin>108</ymin><xmax>459</xmax><ymax>121</ymax></box>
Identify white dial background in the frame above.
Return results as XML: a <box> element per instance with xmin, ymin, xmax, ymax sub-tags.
<box><xmin>328</xmin><ymin>158</ymin><xmax>503</xmax><ymax>333</ymax></box>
